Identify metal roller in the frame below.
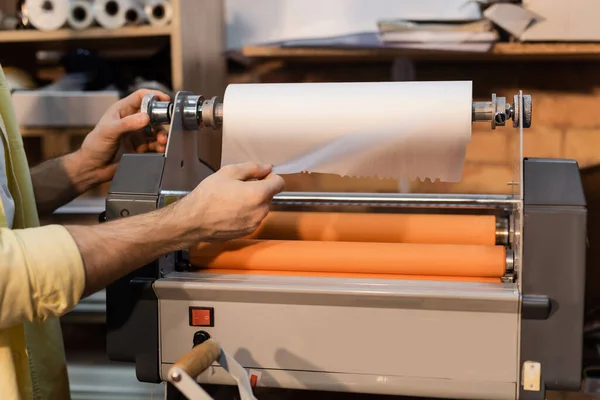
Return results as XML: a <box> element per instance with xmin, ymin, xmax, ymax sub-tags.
<box><xmin>141</xmin><ymin>92</ymin><xmax>533</xmax><ymax>131</ymax></box>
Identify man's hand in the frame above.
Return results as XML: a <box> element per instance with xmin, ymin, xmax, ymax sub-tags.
<box><xmin>171</xmin><ymin>162</ymin><xmax>286</xmax><ymax>244</ymax></box>
<box><xmin>66</xmin><ymin>89</ymin><xmax>171</xmax><ymax>192</ymax></box>
<box><xmin>67</xmin><ymin>161</ymin><xmax>286</xmax><ymax>296</ymax></box>
<box><xmin>30</xmin><ymin>89</ymin><xmax>171</xmax><ymax>215</ymax></box>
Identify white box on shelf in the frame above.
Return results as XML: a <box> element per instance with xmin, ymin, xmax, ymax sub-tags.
<box><xmin>11</xmin><ymin>90</ymin><xmax>120</xmax><ymax>127</ymax></box>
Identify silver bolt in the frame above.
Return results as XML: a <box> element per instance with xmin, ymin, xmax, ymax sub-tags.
<box><xmin>494</xmin><ymin>112</ymin><xmax>506</xmax><ymax>125</ymax></box>
<box><xmin>505</xmin><ymin>103</ymin><xmax>514</xmax><ymax>119</ymax></box>
<box><xmin>171</xmin><ymin>371</ymin><xmax>181</xmax><ymax>382</ymax></box>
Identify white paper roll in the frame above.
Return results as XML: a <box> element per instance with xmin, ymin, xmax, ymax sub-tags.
<box><xmin>93</xmin><ymin>0</ymin><xmax>127</xmax><ymax>29</ymax></box>
<box><xmin>67</xmin><ymin>0</ymin><xmax>94</xmax><ymax>30</ymax></box>
<box><xmin>221</xmin><ymin>81</ymin><xmax>473</xmax><ymax>182</ymax></box>
<box><xmin>123</xmin><ymin>2</ymin><xmax>146</xmax><ymax>25</ymax></box>
<box><xmin>23</xmin><ymin>0</ymin><xmax>69</xmax><ymax>31</ymax></box>
<box><xmin>144</xmin><ymin>0</ymin><xmax>172</xmax><ymax>26</ymax></box>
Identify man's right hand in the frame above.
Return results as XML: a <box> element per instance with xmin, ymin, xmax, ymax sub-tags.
<box><xmin>67</xmin><ymin>161</ymin><xmax>285</xmax><ymax>297</ymax></box>
<box><xmin>172</xmin><ymin>162</ymin><xmax>286</xmax><ymax>243</ymax></box>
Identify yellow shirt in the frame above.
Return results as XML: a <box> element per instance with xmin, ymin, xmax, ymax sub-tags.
<box><xmin>0</xmin><ymin>65</ymin><xmax>85</xmax><ymax>399</ymax></box>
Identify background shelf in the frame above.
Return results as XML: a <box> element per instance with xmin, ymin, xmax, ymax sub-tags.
<box><xmin>0</xmin><ymin>25</ymin><xmax>171</xmax><ymax>43</ymax></box>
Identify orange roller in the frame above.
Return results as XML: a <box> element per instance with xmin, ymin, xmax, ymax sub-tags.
<box><xmin>189</xmin><ymin>239</ymin><xmax>507</xmax><ymax>278</ymax></box>
<box><xmin>196</xmin><ymin>269</ymin><xmax>503</xmax><ymax>283</ymax></box>
<box><xmin>246</xmin><ymin>211</ymin><xmax>498</xmax><ymax>245</ymax></box>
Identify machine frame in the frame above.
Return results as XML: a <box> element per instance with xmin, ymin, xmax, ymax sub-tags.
<box><xmin>104</xmin><ymin>89</ymin><xmax>585</xmax><ymax>400</ymax></box>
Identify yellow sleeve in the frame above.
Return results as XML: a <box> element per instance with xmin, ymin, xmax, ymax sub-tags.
<box><xmin>0</xmin><ymin>224</ymin><xmax>85</xmax><ymax>329</ymax></box>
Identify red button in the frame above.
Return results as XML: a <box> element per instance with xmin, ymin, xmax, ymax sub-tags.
<box><xmin>190</xmin><ymin>308</ymin><xmax>212</xmax><ymax>326</ymax></box>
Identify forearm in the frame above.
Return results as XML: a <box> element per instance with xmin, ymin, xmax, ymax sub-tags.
<box><xmin>0</xmin><ymin>201</ymin><xmax>193</xmax><ymax>328</ymax></box>
<box><xmin>30</xmin><ymin>150</ymin><xmax>100</xmax><ymax>216</ymax></box>
<box><xmin>65</xmin><ymin>203</ymin><xmax>197</xmax><ymax>297</ymax></box>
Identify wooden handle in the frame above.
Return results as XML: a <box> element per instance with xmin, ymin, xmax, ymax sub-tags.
<box><xmin>174</xmin><ymin>339</ymin><xmax>221</xmax><ymax>379</ymax></box>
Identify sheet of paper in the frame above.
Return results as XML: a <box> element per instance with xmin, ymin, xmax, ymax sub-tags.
<box><xmin>276</xmin><ymin>32</ymin><xmax>494</xmax><ymax>53</ymax></box>
<box><xmin>225</xmin><ymin>0</ymin><xmax>483</xmax><ymax>49</ymax></box>
<box><xmin>221</xmin><ymin>81</ymin><xmax>473</xmax><ymax>182</ymax></box>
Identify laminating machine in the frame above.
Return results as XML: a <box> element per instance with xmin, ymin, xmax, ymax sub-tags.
<box><xmin>104</xmin><ymin>86</ymin><xmax>587</xmax><ymax>400</ymax></box>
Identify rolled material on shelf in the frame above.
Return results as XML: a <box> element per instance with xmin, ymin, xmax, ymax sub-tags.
<box><xmin>144</xmin><ymin>0</ymin><xmax>172</xmax><ymax>26</ymax></box>
<box><xmin>189</xmin><ymin>240</ymin><xmax>507</xmax><ymax>278</ymax></box>
<box><xmin>67</xmin><ymin>0</ymin><xmax>94</xmax><ymax>30</ymax></box>
<box><xmin>222</xmin><ymin>81</ymin><xmax>473</xmax><ymax>182</ymax></box>
<box><xmin>247</xmin><ymin>211</ymin><xmax>498</xmax><ymax>245</ymax></box>
<box><xmin>195</xmin><ymin>269</ymin><xmax>503</xmax><ymax>283</ymax></box>
<box><xmin>123</xmin><ymin>1</ymin><xmax>145</xmax><ymax>25</ymax></box>
<box><xmin>93</xmin><ymin>0</ymin><xmax>126</xmax><ymax>29</ymax></box>
<box><xmin>23</xmin><ymin>0</ymin><xmax>69</xmax><ymax>31</ymax></box>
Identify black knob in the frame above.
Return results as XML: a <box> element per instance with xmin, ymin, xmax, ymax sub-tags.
<box><xmin>98</xmin><ymin>211</ymin><xmax>106</xmax><ymax>223</ymax></box>
<box><xmin>193</xmin><ymin>330</ymin><xmax>210</xmax><ymax>347</ymax></box>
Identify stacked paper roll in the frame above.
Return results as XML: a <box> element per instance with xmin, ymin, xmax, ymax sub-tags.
<box><xmin>67</xmin><ymin>0</ymin><xmax>94</xmax><ymax>30</ymax></box>
<box><xmin>21</xmin><ymin>0</ymin><xmax>171</xmax><ymax>30</ymax></box>
<box><xmin>144</xmin><ymin>0</ymin><xmax>172</xmax><ymax>26</ymax></box>
<box><xmin>123</xmin><ymin>1</ymin><xmax>146</xmax><ymax>25</ymax></box>
<box><xmin>23</xmin><ymin>0</ymin><xmax>69</xmax><ymax>31</ymax></box>
<box><xmin>92</xmin><ymin>0</ymin><xmax>126</xmax><ymax>29</ymax></box>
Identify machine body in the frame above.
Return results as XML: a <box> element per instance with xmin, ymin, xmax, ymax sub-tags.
<box><xmin>104</xmin><ymin>88</ymin><xmax>585</xmax><ymax>400</ymax></box>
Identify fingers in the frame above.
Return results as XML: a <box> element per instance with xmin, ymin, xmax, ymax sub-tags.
<box><xmin>147</xmin><ymin>140</ymin><xmax>166</xmax><ymax>153</ymax></box>
<box><xmin>141</xmin><ymin>128</ymin><xmax>168</xmax><ymax>153</ymax></box>
<box><xmin>117</xmin><ymin>89</ymin><xmax>171</xmax><ymax>118</ymax></box>
<box><xmin>253</xmin><ymin>173</ymin><xmax>286</xmax><ymax>197</ymax></box>
<box><xmin>156</xmin><ymin>131</ymin><xmax>168</xmax><ymax>145</ymax></box>
<box><xmin>136</xmin><ymin>143</ymin><xmax>150</xmax><ymax>153</ymax></box>
<box><xmin>221</xmin><ymin>162</ymin><xmax>272</xmax><ymax>181</ymax></box>
<box><xmin>113</xmin><ymin>113</ymin><xmax>150</xmax><ymax>137</ymax></box>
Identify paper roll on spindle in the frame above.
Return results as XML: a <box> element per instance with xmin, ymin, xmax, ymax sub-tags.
<box><xmin>189</xmin><ymin>240</ymin><xmax>507</xmax><ymax>278</ymax></box>
<box><xmin>23</xmin><ymin>0</ymin><xmax>69</xmax><ymax>31</ymax></box>
<box><xmin>221</xmin><ymin>81</ymin><xmax>473</xmax><ymax>182</ymax></box>
<box><xmin>247</xmin><ymin>211</ymin><xmax>498</xmax><ymax>245</ymax></box>
<box><xmin>68</xmin><ymin>0</ymin><xmax>94</xmax><ymax>30</ymax></box>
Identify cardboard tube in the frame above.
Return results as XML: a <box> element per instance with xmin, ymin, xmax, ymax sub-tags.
<box><xmin>247</xmin><ymin>211</ymin><xmax>498</xmax><ymax>245</ymax></box>
<box><xmin>196</xmin><ymin>269</ymin><xmax>503</xmax><ymax>283</ymax></box>
<box><xmin>189</xmin><ymin>240</ymin><xmax>507</xmax><ymax>277</ymax></box>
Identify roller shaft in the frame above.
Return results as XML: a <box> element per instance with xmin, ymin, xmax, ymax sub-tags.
<box><xmin>141</xmin><ymin>92</ymin><xmax>532</xmax><ymax>131</ymax></box>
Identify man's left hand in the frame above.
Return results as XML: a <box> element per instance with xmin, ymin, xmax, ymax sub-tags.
<box><xmin>68</xmin><ymin>89</ymin><xmax>171</xmax><ymax>186</ymax></box>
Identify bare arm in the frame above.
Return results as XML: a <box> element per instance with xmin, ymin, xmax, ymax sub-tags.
<box><xmin>66</xmin><ymin>162</ymin><xmax>284</xmax><ymax>297</ymax></box>
<box><xmin>0</xmin><ymin>162</ymin><xmax>282</xmax><ymax>330</ymax></box>
<box><xmin>66</xmin><ymin>204</ymin><xmax>187</xmax><ymax>297</ymax></box>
